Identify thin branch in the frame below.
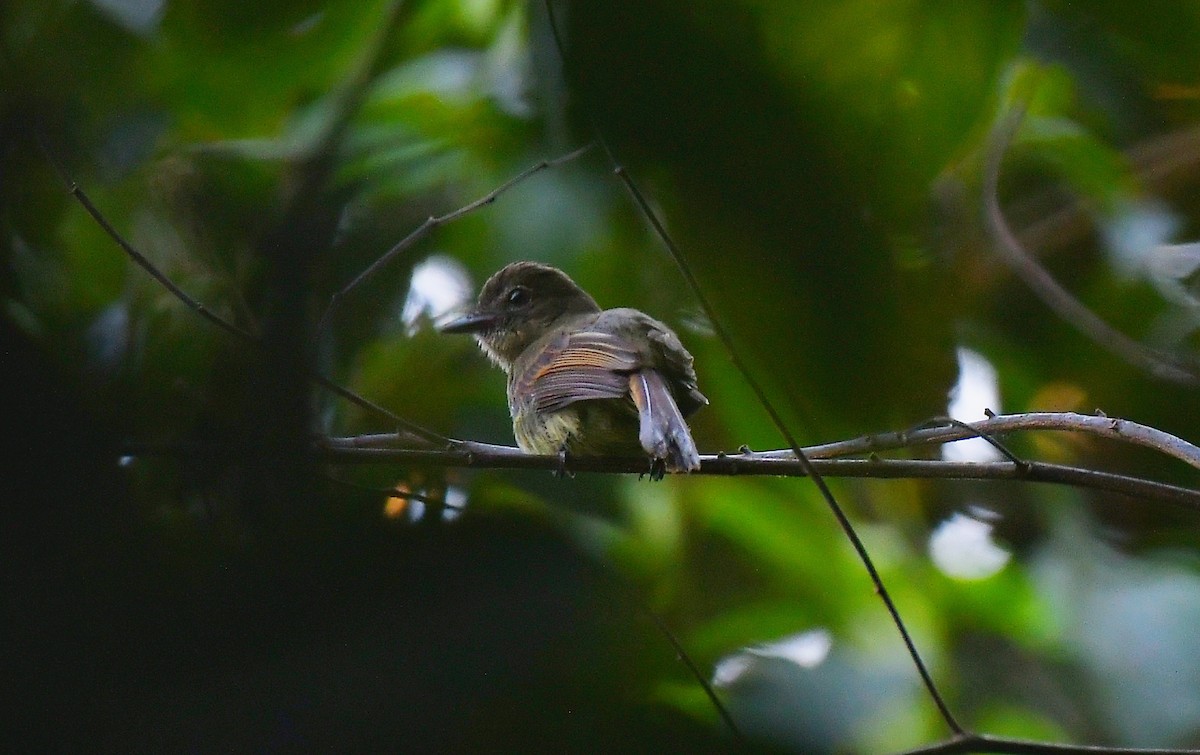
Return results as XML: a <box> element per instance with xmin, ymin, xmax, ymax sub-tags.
<box><xmin>919</xmin><ymin>415</ymin><xmax>1029</xmax><ymax>468</ymax></box>
<box><xmin>983</xmin><ymin>106</ymin><xmax>1200</xmax><ymax>385</ymax></box>
<box><xmin>321</xmin><ymin>409</ymin><xmax>1200</xmax><ymax>509</ymax></box>
<box><xmin>316</xmin><ymin>142</ymin><xmax>595</xmax><ymax>334</ymax></box>
<box><xmin>609</xmin><ymin>579</ymin><xmax>745</xmax><ymax>743</ymax></box>
<box><xmin>541</xmin><ymin>0</ymin><xmax>962</xmax><ymax>734</ymax></box>
<box><xmin>311</xmin><ymin>441</ymin><xmax>1200</xmax><ymax>514</ymax></box>
<box><xmin>790</xmin><ymin>412</ymin><xmax>1200</xmax><ymax>471</ymax></box>
<box><xmin>613</xmin><ymin>60</ymin><xmax>979</xmax><ymax>741</ymax></box>
<box><xmin>37</xmin><ymin>135</ymin><xmax>258</xmax><ymax>344</ymax></box>
<box><xmin>36</xmin><ymin>138</ymin><xmax>451</xmax><ymax>446</ymax></box>
<box><xmin>540</xmin><ymin>0</ymin><xmax>960</xmax><ymax>729</ymax></box>
<box><xmin>309</xmin><ymin>376</ymin><xmax>449</xmax><ymax>447</ymax></box>
<box><xmin>899</xmin><ymin>731</ymin><xmax>1200</xmax><ymax>755</ymax></box>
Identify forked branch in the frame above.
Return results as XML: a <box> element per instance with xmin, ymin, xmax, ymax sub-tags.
<box><xmin>319</xmin><ymin>410</ymin><xmax>1200</xmax><ymax>514</ymax></box>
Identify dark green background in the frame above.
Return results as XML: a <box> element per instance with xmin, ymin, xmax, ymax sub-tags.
<box><xmin>4</xmin><ymin>1</ymin><xmax>1200</xmax><ymax>751</ymax></box>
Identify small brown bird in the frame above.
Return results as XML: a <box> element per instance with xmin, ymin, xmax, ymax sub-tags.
<box><xmin>441</xmin><ymin>261</ymin><xmax>706</xmax><ymax>476</ymax></box>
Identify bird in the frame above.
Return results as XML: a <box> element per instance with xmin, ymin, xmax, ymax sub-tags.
<box><xmin>441</xmin><ymin>261</ymin><xmax>706</xmax><ymax>477</ymax></box>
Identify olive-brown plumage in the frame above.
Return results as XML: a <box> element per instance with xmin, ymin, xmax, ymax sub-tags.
<box><xmin>442</xmin><ymin>261</ymin><xmax>706</xmax><ymax>475</ymax></box>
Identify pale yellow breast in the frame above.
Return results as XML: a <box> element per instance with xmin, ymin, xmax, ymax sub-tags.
<box><xmin>511</xmin><ymin>404</ymin><xmax>583</xmax><ymax>456</ymax></box>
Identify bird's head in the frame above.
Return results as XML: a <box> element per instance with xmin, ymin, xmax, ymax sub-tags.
<box><xmin>440</xmin><ymin>261</ymin><xmax>600</xmax><ymax>370</ymax></box>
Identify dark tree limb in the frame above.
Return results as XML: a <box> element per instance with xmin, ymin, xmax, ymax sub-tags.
<box><xmin>784</xmin><ymin>411</ymin><xmax>1200</xmax><ymax>471</ymax></box>
<box><xmin>316</xmin><ymin>143</ymin><xmax>594</xmax><ymax>335</ymax></box>
<box><xmin>36</xmin><ymin>137</ymin><xmax>452</xmax><ymax>447</ymax></box>
<box><xmin>899</xmin><ymin>731</ymin><xmax>1199</xmax><ymax>755</ymax></box>
<box><xmin>314</xmin><ymin>436</ymin><xmax>1200</xmax><ymax>515</ymax></box>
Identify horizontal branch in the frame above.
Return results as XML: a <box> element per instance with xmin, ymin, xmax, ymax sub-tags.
<box><xmin>899</xmin><ymin>731</ymin><xmax>1199</xmax><ymax>755</ymax></box>
<box><xmin>791</xmin><ymin>412</ymin><xmax>1200</xmax><ymax>470</ymax></box>
<box><xmin>315</xmin><ymin>439</ymin><xmax>1200</xmax><ymax>514</ymax></box>
<box><xmin>336</xmin><ymin>412</ymin><xmax>1200</xmax><ymax>471</ymax></box>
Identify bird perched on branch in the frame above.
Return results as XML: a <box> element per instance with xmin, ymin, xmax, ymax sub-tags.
<box><xmin>441</xmin><ymin>261</ymin><xmax>706</xmax><ymax>478</ymax></box>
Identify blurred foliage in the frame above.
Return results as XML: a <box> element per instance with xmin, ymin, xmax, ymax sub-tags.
<box><xmin>4</xmin><ymin>0</ymin><xmax>1200</xmax><ymax>752</ymax></box>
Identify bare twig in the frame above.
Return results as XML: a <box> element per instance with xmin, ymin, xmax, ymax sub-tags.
<box><xmin>612</xmin><ymin>581</ymin><xmax>746</xmax><ymax>742</ymax></box>
<box><xmin>899</xmin><ymin>731</ymin><xmax>1200</xmax><ymax>755</ymax></box>
<box><xmin>983</xmin><ymin>106</ymin><xmax>1200</xmax><ymax>385</ymax></box>
<box><xmin>791</xmin><ymin>411</ymin><xmax>1200</xmax><ymax>471</ymax></box>
<box><xmin>316</xmin><ymin>143</ymin><xmax>595</xmax><ymax>334</ymax></box>
<box><xmin>917</xmin><ymin>415</ymin><xmax>1029</xmax><ymax>468</ymax></box>
<box><xmin>543</xmin><ymin>0</ymin><xmax>966</xmax><ymax>733</ymax></box>
<box><xmin>326</xmin><ymin>408</ymin><xmax>1200</xmax><ymax>509</ymax></box>
<box><xmin>327</xmin><ymin>409</ymin><xmax>1200</xmax><ymax>510</ymax></box>
<box><xmin>311</xmin><ymin>441</ymin><xmax>1200</xmax><ymax>514</ymax></box>
<box><xmin>37</xmin><ymin>135</ymin><xmax>258</xmax><ymax>344</ymax></box>
<box><xmin>36</xmin><ymin>138</ymin><xmax>452</xmax><ymax>447</ymax></box>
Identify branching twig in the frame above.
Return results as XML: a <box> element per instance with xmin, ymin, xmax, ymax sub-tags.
<box><xmin>775</xmin><ymin>411</ymin><xmax>1200</xmax><ymax>470</ymax></box>
<box><xmin>36</xmin><ymin>138</ymin><xmax>451</xmax><ymax>447</ymax></box>
<box><xmin>983</xmin><ymin>106</ymin><xmax>1200</xmax><ymax>385</ymax></box>
<box><xmin>37</xmin><ymin>136</ymin><xmax>258</xmax><ymax>344</ymax></box>
<box><xmin>899</xmin><ymin>731</ymin><xmax>1199</xmax><ymax>755</ymax></box>
<box><xmin>609</xmin><ymin>580</ymin><xmax>746</xmax><ymax>742</ymax></box>
<box><xmin>914</xmin><ymin>415</ymin><xmax>1029</xmax><ymax>468</ymax></box>
<box><xmin>311</xmin><ymin>441</ymin><xmax>1200</xmax><ymax>514</ymax></box>
<box><xmin>340</xmin><ymin>409</ymin><xmax>1200</xmax><ymax>469</ymax></box>
<box><xmin>543</xmin><ymin>0</ymin><xmax>964</xmax><ymax>734</ymax></box>
<box><xmin>315</xmin><ymin>142</ymin><xmax>595</xmax><ymax>335</ymax></box>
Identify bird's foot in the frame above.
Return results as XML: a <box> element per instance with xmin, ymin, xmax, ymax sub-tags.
<box><xmin>553</xmin><ymin>447</ymin><xmax>575</xmax><ymax>479</ymax></box>
<box><xmin>645</xmin><ymin>457</ymin><xmax>667</xmax><ymax>482</ymax></box>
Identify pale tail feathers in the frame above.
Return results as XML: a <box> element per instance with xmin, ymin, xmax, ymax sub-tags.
<box><xmin>628</xmin><ymin>370</ymin><xmax>701</xmax><ymax>473</ymax></box>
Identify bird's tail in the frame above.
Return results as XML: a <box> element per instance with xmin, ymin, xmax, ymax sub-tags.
<box><xmin>629</xmin><ymin>370</ymin><xmax>701</xmax><ymax>473</ymax></box>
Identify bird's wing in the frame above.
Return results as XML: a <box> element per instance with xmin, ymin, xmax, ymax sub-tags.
<box><xmin>516</xmin><ymin>330</ymin><xmax>641</xmax><ymax>414</ymax></box>
<box><xmin>645</xmin><ymin>327</ymin><xmax>707</xmax><ymax>416</ymax></box>
<box><xmin>594</xmin><ymin>308</ymin><xmax>709</xmax><ymax>416</ymax></box>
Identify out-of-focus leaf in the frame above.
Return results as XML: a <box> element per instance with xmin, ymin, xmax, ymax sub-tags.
<box><xmin>975</xmin><ymin>704</ymin><xmax>1070</xmax><ymax>741</ymax></box>
<box><xmin>686</xmin><ymin>601</ymin><xmax>825</xmax><ymax>660</ymax></box>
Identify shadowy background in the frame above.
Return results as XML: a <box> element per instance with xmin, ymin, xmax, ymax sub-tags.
<box><xmin>3</xmin><ymin>0</ymin><xmax>1200</xmax><ymax>751</ymax></box>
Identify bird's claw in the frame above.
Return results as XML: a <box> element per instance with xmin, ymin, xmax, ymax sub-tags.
<box><xmin>647</xmin><ymin>457</ymin><xmax>666</xmax><ymax>482</ymax></box>
<box><xmin>553</xmin><ymin>448</ymin><xmax>574</xmax><ymax>479</ymax></box>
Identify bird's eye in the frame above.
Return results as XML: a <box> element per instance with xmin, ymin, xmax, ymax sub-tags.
<box><xmin>506</xmin><ymin>286</ymin><xmax>531</xmax><ymax>306</ymax></box>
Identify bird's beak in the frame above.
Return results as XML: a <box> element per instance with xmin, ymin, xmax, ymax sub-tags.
<box><xmin>439</xmin><ymin>309</ymin><xmax>499</xmax><ymax>334</ymax></box>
